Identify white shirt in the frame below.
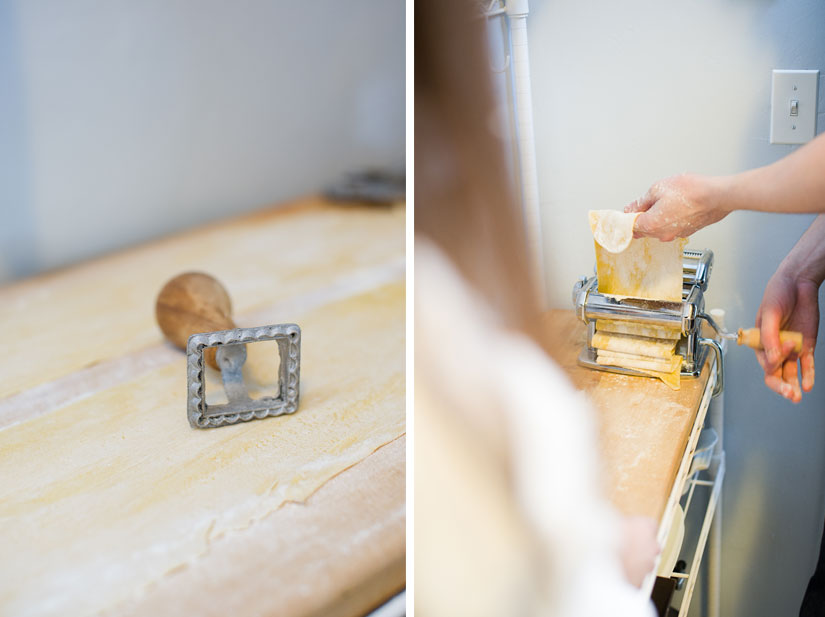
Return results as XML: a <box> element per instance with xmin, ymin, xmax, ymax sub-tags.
<box><xmin>415</xmin><ymin>239</ymin><xmax>656</xmax><ymax>617</ymax></box>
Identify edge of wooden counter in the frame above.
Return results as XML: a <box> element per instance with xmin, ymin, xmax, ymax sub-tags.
<box><xmin>109</xmin><ymin>435</ymin><xmax>406</xmax><ymax>617</ymax></box>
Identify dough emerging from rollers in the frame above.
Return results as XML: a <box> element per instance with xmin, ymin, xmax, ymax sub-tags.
<box><xmin>591</xmin><ymin>331</ymin><xmax>678</xmax><ymax>360</ymax></box>
<box><xmin>595</xmin><ymin>319</ymin><xmax>681</xmax><ymax>341</ymax></box>
<box><xmin>596</xmin><ymin>350</ymin><xmax>681</xmax><ymax>374</ymax></box>
<box><xmin>596</xmin><ymin>349</ymin><xmax>683</xmax><ymax>390</ymax></box>
<box><xmin>588</xmin><ymin>209</ymin><xmax>688</xmax><ymax>388</ymax></box>
<box><xmin>591</xmin><ymin>326</ymin><xmax>684</xmax><ymax>390</ymax></box>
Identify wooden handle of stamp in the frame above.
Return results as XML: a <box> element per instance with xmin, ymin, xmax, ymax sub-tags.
<box><xmin>737</xmin><ymin>328</ymin><xmax>804</xmax><ymax>354</ymax></box>
<box><xmin>156</xmin><ymin>272</ymin><xmax>236</xmax><ymax>370</ymax></box>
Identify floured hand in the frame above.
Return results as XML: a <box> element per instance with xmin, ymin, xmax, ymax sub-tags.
<box><xmin>625</xmin><ymin>174</ymin><xmax>731</xmax><ymax>241</ymax></box>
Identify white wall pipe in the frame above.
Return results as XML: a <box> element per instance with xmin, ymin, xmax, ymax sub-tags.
<box><xmin>706</xmin><ymin>308</ymin><xmax>727</xmax><ymax>617</ymax></box>
<box><xmin>506</xmin><ymin>0</ymin><xmax>547</xmax><ymax>304</ymax></box>
<box><xmin>706</xmin><ymin>392</ymin><xmax>724</xmax><ymax>617</ymax></box>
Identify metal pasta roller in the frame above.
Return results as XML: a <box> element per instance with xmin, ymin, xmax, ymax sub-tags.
<box><xmin>572</xmin><ymin>249</ymin><xmax>723</xmax><ymax>395</ymax></box>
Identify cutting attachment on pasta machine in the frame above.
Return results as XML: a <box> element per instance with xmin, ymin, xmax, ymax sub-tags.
<box><xmin>156</xmin><ymin>272</ymin><xmax>301</xmax><ymax>429</ymax></box>
<box><xmin>572</xmin><ymin>249</ymin><xmax>724</xmax><ymax>396</ymax></box>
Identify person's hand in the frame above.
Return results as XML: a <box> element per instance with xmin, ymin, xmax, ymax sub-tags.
<box><xmin>619</xmin><ymin>515</ymin><xmax>660</xmax><ymax>588</ymax></box>
<box><xmin>755</xmin><ymin>268</ymin><xmax>819</xmax><ymax>402</ymax></box>
<box><xmin>624</xmin><ymin>174</ymin><xmax>730</xmax><ymax>241</ymax></box>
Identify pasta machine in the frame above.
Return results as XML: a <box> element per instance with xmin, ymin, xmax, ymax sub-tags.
<box><xmin>571</xmin><ymin>249</ymin><xmax>723</xmax><ymax>395</ymax></box>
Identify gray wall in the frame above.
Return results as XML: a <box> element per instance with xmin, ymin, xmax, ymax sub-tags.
<box><xmin>0</xmin><ymin>0</ymin><xmax>404</xmax><ymax>283</ymax></box>
<box><xmin>528</xmin><ymin>1</ymin><xmax>825</xmax><ymax>615</ymax></box>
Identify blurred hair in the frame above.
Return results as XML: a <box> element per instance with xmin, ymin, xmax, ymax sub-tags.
<box><xmin>415</xmin><ymin>0</ymin><xmax>541</xmax><ymax>338</ymax></box>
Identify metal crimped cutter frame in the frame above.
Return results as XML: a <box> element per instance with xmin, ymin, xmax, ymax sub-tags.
<box><xmin>186</xmin><ymin>323</ymin><xmax>301</xmax><ymax>429</ymax></box>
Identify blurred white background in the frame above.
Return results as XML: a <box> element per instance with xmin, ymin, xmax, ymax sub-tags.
<box><xmin>0</xmin><ymin>0</ymin><xmax>404</xmax><ymax>284</ymax></box>
<box><xmin>520</xmin><ymin>1</ymin><xmax>825</xmax><ymax>615</ymax></box>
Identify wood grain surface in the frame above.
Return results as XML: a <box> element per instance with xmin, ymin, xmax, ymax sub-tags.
<box><xmin>0</xmin><ymin>197</ymin><xmax>406</xmax><ymax>617</ymax></box>
<box><xmin>542</xmin><ymin>310</ymin><xmax>712</xmax><ymax>522</ymax></box>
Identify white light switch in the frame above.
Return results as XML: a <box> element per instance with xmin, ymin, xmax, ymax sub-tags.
<box><xmin>770</xmin><ymin>69</ymin><xmax>819</xmax><ymax>144</ymax></box>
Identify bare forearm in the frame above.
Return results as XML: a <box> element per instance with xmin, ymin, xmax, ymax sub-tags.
<box><xmin>777</xmin><ymin>213</ymin><xmax>825</xmax><ymax>285</ymax></box>
<box><xmin>630</xmin><ymin>133</ymin><xmax>825</xmax><ymax>240</ymax></box>
<box><xmin>723</xmin><ymin>133</ymin><xmax>825</xmax><ymax>215</ymax></box>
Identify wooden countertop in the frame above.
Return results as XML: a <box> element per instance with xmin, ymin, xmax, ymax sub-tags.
<box><xmin>0</xmin><ymin>197</ymin><xmax>405</xmax><ymax>617</ymax></box>
<box><xmin>542</xmin><ymin>310</ymin><xmax>713</xmax><ymax>523</ymax></box>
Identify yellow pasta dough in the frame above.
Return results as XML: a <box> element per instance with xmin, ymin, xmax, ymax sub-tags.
<box><xmin>637</xmin><ymin>361</ymin><xmax>682</xmax><ymax>391</ymax></box>
<box><xmin>591</xmin><ymin>331</ymin><xmax>678</xmax><ymax>360</ymax></box>
<box><xmin>588</xmin><ymin>209</ymin><xmax>686</xmax><ymax>302</ymax></box>
<box><xmin>596</xmin><ymin>350</ymin><xmax>682</xmax><ymax>373</ymax></box>
<box><xmin>594</xmin><ymin>319</ymin><xmax>681</xmax><ymax>341</ymax></box>
<box><xmin>597</xmin><ymin>351</ymin><xmax>682</xmax><ymax>390</ymax></box>
<box><xmin>588</xmin><ymin>209</ymin><xmax>636</xmax><ymax>253</ymax></box>
<box><xmin>588</xmin><ymin>209</ymin><xmax>687</xmax><ymax>389</ymax></box>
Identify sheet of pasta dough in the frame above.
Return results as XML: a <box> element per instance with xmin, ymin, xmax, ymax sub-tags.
<box><xmin>591</xmin><ymin>331</ymin><xmax>678</xmax><ymax>360</ymax></box>
<box><xmin>587</xmin><ymin>210</ymin><xmax>686</xmax><ymax>389</ymax></box>
<box><xmin>0</xmin><ymin>281</ymin><xmax>405</xmax><ymax>617</ymax></box>
<box><xmin>596</xmin><ymin>351</ymin><xmax>682</xmax><ymax>390</ymax></box>
<box><xmin>588</xmin><ymin>210</ymin><xmax>686</xmax><ymax>302</ymax></box>
<box><xmin>596</xmin><ymin>350</ymin><xmax>682</xmax><ymax>373</ymax></box>
<box><xmin>595</xmin><ymin>319</ymin><xmax>681</xmax><ymax>341</ymax></box>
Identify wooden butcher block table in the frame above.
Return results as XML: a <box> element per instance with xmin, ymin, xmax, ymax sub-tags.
<box><xmin>542</xmin><ymin>310</ymin><xmax>715</xmax><ymax>528</ymax></box>
<box><xmin>0</xmin><ymin>197</ymin><xmax>405</xmax><ymax>617</ymax></box>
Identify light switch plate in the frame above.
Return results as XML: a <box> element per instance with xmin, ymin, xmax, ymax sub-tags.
<box><xmin>770</xmin><ymin>69</ymin><xmax>819</xmax><ymax>144</ymax></box>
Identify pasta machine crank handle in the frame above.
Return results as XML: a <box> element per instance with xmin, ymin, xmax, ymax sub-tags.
<box><xmin>699</xmin><ymin>311</ymin><xmax>803</xmax><ymax>353</ymax></box>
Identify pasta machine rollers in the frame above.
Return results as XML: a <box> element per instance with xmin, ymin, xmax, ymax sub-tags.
<box><xmin>571</xmin><ymin>249</ymin><xmax>723</xmax><ymax>395</ymax></box>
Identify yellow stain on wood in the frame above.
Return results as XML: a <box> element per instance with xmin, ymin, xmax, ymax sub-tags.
<box><xmin>542</xmin><ymin>310</ymin><xmax>710</xmax><ymax>521</ymax></box>
<box><xmin>0</xmin><ymin>200</ymin><xmax>405</xmax><ymax>399</ymax></box>
<box><xmin>0</xmin><ymin>275</ymin><xmax>404</xmax><ymax>616</ymax></box>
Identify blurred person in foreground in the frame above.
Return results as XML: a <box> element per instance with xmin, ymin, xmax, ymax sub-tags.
<box><xmin>415</xmin><ymin>1</ymin><xmax>659</xmax><ymax>615</ymax></box>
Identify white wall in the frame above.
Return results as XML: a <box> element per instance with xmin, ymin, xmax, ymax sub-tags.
<box><xmin>529</xmin><ymin>1</ymin><xmax>825</xmax><ymax>615</ymax></box>
<box><xmin>0</xmin><ymin>0</ymin><xmax>404</xmax><ymax>283</ymax></box>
